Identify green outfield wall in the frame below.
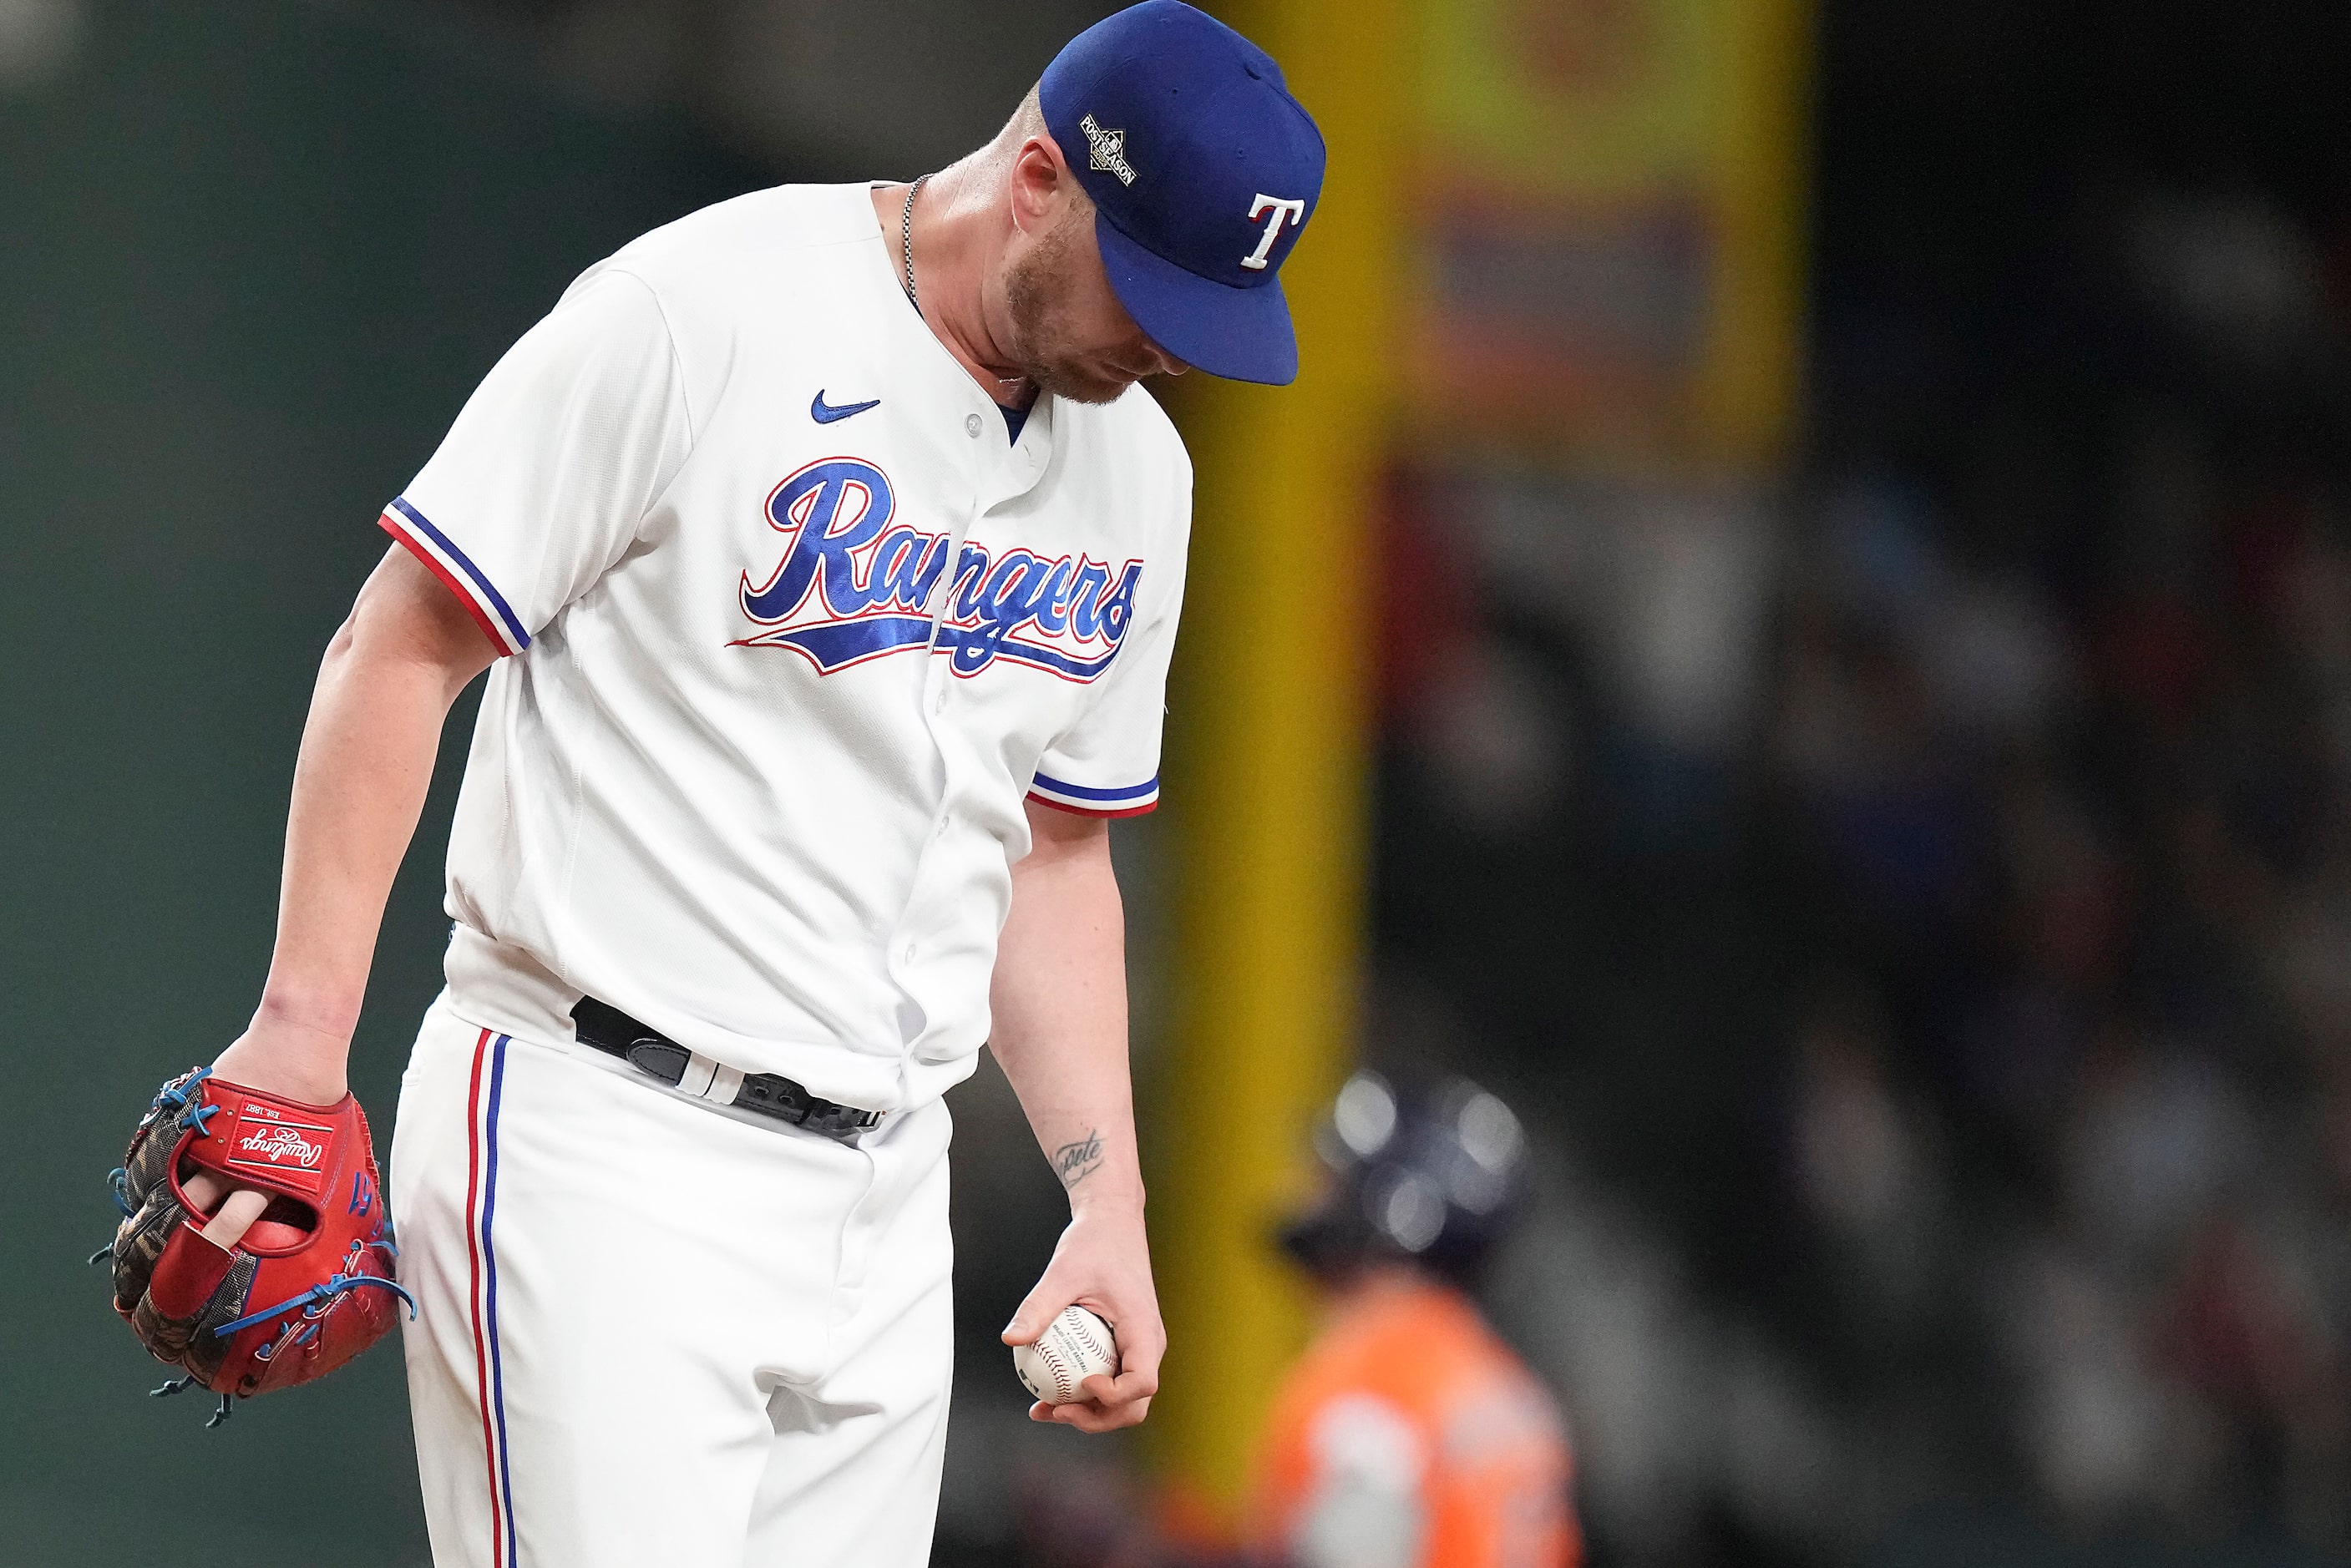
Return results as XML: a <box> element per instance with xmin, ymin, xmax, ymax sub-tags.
<box><xmin>0</xmin><ymin>7</ymin><xmax>765</xmax><ymax>1560</ymax></box>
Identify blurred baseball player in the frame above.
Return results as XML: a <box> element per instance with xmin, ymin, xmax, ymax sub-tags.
<box><xmin>1014</xmin><ymin>1071</ymin><xmax>1581</xmax><ymax>1568</ymax></box>
<box><xmin>162</xmin><ymin>3</ymin><xmax>1323</xmax><ymax>1563</ymax></box>
<box><xmin>1253</xmin><ymin>1070</ymin><xmax>1582</xmax><ymax>1568</ymax></box>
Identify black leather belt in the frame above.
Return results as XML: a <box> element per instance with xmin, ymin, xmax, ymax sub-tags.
<box><xmin>570</xmin><ymin>996</ymin><xmax>883</xmax><ymax>1138</ymax></box>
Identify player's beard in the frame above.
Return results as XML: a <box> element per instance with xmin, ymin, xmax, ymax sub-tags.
<box><xmin>1004</xmin><ymin>208</ymin><xmax>1137</xmax><ymax>407</ymax></box>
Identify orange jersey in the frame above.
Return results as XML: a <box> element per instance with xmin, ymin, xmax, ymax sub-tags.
<box><xmin>1249</xmin><ymin>1278</ymin><xmax>1581</xmax><ymax>1568</ymax></box>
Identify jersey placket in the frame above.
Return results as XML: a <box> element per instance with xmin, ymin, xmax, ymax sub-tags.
<box><xmin>881</xmin><ymin>395</ymin><xmax>1057</xmax><ymax>1066</ymax></box>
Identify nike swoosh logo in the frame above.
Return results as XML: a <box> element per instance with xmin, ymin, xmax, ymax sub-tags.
<box><xmin>810</xmin><ymin>390</ymin><xmax>881</xmax><ymax>424</ymax></box>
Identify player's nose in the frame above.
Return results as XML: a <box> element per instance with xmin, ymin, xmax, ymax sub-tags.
<box><xmin>1142</xmin><ymin>339</ymin><xmax>1188</xmax><ymax>377</ymax></box>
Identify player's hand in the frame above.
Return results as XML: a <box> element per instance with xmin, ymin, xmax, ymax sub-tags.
<box><xmin>1004</xmin><ymin>1200</ymin><xmax>1163</xmax><ymax>1433</ymax></box>
<box><xmin>181</xmin><ymin>1013</ymin><xmax>354</xmax><ymax>1249</ymax></box>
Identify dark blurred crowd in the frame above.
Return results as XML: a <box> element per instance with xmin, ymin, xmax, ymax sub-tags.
<box><xmin>1766</xmin><ymin>30</ymin><xmax>2351</xmax><ymax>1534</ymax></box>
<box><xmin>1774</xmin><ymin>425</ymin><xmax>2351</xmax><ymax>1541</ymax></box>
<box><xmin>1368</xmin><ymin>172</ymin><xmax>2351</xmax><ymax>1562</ymax></box>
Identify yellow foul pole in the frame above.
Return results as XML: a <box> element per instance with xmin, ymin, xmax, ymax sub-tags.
<box><xmin>1699</xmin><ymin>0</ymin><xmax>1816</xmax><ymax>467</ymax></box>
<box><xmin>1148</xmin><ymin>0</ymin><xmax>1407</xmax><ymax>1518</ymax></box>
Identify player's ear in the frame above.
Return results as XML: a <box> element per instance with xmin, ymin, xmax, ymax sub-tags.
<box><xmin>1008</xmin><ymin>136</ymin><xmax>1065</xmax><ymax>237</ymax></box>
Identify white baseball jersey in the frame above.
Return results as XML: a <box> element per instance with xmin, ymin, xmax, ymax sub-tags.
<box><xmin>380</xmin><ymin>181</ymin><xmax>1192</xmax><ymax>1114</ymax></box>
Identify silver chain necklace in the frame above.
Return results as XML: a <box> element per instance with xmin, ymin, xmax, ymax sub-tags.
<box><xmin>900</xmin><ymin>174</ymin><xmax>1027</xmax><ymax>397</ymax></box>
<box><xmin>899</xmin><ymin>175</ymin><xmax>928</xmax><ymax>316</ymax></box>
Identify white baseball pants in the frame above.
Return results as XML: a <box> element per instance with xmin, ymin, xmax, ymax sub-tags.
<box><xmin>390</xmin><ymin>993</ymin><xmax>955</xmax><ymax>1568</ymax></box>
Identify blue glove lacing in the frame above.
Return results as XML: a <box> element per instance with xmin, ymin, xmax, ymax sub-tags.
<box><xmin>209</xmin><ymin>1271</ymin><xmax>418</xmax><ymax>1340</ymax></box>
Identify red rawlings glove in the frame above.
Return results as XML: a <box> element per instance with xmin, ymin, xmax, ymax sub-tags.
<box><xmin>100</xmin><ymin>1066</ymin><xmax>409</xmax><ymax>1425</ymax></box>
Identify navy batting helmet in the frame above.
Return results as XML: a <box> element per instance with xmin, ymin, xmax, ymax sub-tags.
<box><xmin>1278</xmin><ymin>1069</ymin><xmax>1531</xmax><ymax>1285</ymax></box>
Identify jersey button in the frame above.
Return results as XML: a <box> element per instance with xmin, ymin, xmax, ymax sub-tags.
<box><xmin>964</xmin><ymin>412</ymin><xmax>983</xmax><ymax>438</ymax></box>
<box><xmin>933</xmin><ymin>689</ymin><xmax>947</xmax><ymax>715</ymax></box>
<box><xmin>903</xmin><ymin>942</ymin><xmax>918</xmax><ymax>963</ymax></box>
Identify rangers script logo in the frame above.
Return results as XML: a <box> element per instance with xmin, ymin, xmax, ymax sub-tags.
<box><xmin>733</xmin><ymin>457</ymin><xmax>1142</xmax><ymax>682</ymax></box>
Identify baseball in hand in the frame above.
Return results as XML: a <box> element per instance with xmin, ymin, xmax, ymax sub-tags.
<box><xmin>1013</xmin><ymin>1305</ymin><xmax>1119</xmax><ymax>1404</ymax></box>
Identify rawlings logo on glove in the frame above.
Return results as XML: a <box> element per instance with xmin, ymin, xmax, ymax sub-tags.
<box><xmin>96</xmin><ymin>1067</ymin><xmax>412</xmax><ymax>1426</ymax></box>
<box><xmin>231</xmin><ymin>1118</ymin><xmax>332</xmax><ymax>1175</ymax></box>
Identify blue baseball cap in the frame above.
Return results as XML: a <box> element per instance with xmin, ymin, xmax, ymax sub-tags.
<box><xmin>1041</xmin><ymin>0</ymin><xmax>1325</xmax><ymax>386</ymax></box>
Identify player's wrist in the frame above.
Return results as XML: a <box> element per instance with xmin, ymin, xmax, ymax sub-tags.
<box><xmin>219</xmin><ymin>997</ymin><xmax>356</xmax><ymax>1105</ymax></box>
<box><xmin>248</xmin><ymin>983</ymin><xmax>362</xmax><ymax>1050</ymax></box>
<box><xmin>1066</xmin><ymin>1178</ymin><xmax>1145</xmax><ymax>1218</ymax></box>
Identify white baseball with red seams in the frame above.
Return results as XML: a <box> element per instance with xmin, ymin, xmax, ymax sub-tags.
<box><xmin>1014</xmin><ymin>1305</ymin><xmax>1121</xmax><ymax>1404</ymax></box>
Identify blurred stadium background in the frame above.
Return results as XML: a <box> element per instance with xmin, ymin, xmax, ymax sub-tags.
<box><xmin>8</xmin><ymin>0</ymin><xmax>2351</xmax><ymax>1564</ymax></box>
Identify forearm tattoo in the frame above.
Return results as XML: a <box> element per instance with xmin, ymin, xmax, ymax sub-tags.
<box><xmin>1051</xmin><ymin>1128</ymin><xmax>1105</xmax><ymax>1188</ymax></box>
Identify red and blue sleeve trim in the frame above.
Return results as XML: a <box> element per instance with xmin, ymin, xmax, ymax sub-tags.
<box><xmin>1029</xmin><ymin>770</ymin><xmax>1160</xmax><ymax>818</ymax></box>
<box><xmin>379</xmin><ymin>497</ymin><xmax>530</xmax><ymax>656</ymax></box>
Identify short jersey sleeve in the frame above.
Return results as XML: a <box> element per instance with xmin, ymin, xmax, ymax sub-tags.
<box><xmin>379</xmin><ymin>268</ymin><xmax>692</xmax><ymax>655</ymax></box>
<box><xmin>1027</xmin><ymin>515</ymin><xmax>1188</xmax><ymax>819</ymax></box>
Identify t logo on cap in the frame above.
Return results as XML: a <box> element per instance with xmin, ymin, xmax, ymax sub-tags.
<box><xmin>1241</xmin><ymin>195</ymin><xmax>1307</xmax><ymax>271</ymax></box>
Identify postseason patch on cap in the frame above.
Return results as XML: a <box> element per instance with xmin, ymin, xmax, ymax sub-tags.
<box><xmin>1041</xmin><ymin>0</ymin><xmax>1326</xmax><ymax>385</ymax></box>
<box><xmin>1078</xmin><ymin>114</ymin><xmax>1137</xmax><ymax>186</ymax></box>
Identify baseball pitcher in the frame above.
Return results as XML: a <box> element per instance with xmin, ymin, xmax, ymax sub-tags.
<box><xmin>98</xmin><ymin>3</ymin><xmax>1325</xmax><ymax>1564</ymax></box>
